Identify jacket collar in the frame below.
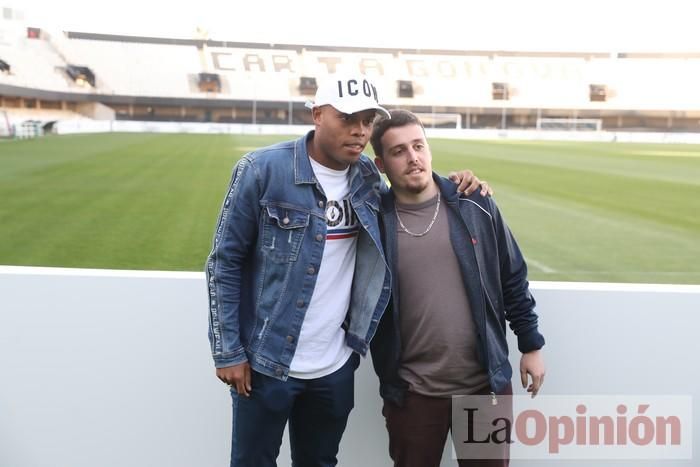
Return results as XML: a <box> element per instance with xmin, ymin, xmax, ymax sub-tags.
<box><xmin>293</xmin><ymin>130</ymin><xmax>374</xmax><ymax>187</ymax></box>
<box><xmin>293</xmin><ymin>131</ymin><xmax>317</xmax><ymax>185</ymax></box>
<box><xmin>433</xmin><ymin>172</ymin><xmax>462</xmax><ymax>205</ymax></box>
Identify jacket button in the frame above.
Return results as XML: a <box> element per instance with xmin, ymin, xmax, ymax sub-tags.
<box><xmin>282</xmin><ymin>217</ymin><xmax>290</xmax><ymax>225</ymax></box>
<box><xmin>307</xmin><ymin>266</ymin><xmax>315</xmax><ymax>275</ymax></box>
<box><xmin>275</xmin><ymin>368</ymin><xmax>283</xmax><ymax>376</ymax></box>
<box><xmin>318</xmin><ymin>201</ymin><xmax>324</xmax><ymax>208</ymax></box>
<box><xmin>315</xmin><ymin>234</ymin><xmax>323</xmax><ymax>241</ymax></box>
<box><xmin>287</xmin><ymin>335</ymin><xmax>294</xmax><ymax>343</ymax></box>
<box><xmin>296</xmin><ymin>299</ymin><xmax>304</xmax><ymax>307</ymax></box>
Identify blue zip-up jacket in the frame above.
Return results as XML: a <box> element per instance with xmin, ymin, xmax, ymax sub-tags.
<box><xmin>371</xmin><ymin>174</ymin><xmax>544</xmax><ymax>405</ymax></box>
<box><xmin>206</xmin><ymin>131</ymin><xmax>391</xmax><ymax>380</ymax></box>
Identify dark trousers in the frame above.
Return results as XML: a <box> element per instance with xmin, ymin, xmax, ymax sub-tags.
<box><xmin>229</xmin><ymin>353</ymin><xmax>359</xmax><ymax>467</ymax></box>
<box><xmin>382</xmin><ymin>383</ymin><xmax>512</xmax><ymax>467</ymax></box>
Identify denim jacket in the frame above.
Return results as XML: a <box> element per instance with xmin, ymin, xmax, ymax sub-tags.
<box><xmin>371</xmin><ymin>174</ymin><xmax>545</xmax><ymax>405</ymax></box>
<box><xmin>206</xmin><ymin>131</ymin><xmax>391</xmax><ymax>380</ymax></box>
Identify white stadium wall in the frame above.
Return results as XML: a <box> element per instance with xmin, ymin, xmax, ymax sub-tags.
<box><xmin>53</xmin><ymin>119</ymin><xmax>700</xmax><ymax>145</ymax></box>
<box><xmin>1</xmin><ymin>266</ymin><xmax>699</xmax><ymax>467</ymax></box>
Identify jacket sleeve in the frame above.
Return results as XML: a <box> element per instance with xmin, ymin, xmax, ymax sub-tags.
<box><xmin>369</xmin><ymin>298</ymin><xmax>394</xmax><ymax>383</ymax></box>
<box><xmin>489</xmin><ymin>198</ymin><xmax>545</xmax><ymax>353</ymax></box>
<box><xmin>205</xmin><ymin>156</ymin><xmax>261</xmax><ymax>368</ymax></box>
<box><xmin>369</xmin><ymin>299</ymin><xmax>409</xmax><ymax>405</ymax></box>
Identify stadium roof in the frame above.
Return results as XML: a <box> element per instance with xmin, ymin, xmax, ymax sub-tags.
<box><xmin>63</xmin><ymin>31</ymin><xmax>700</xmax><ymax>60</ymax></box>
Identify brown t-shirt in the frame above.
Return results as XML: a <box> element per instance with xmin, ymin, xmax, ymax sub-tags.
<box><xmin>395</xmin><ymin>195</ymin><xmax>489</xmax><ymax>397</ymax></box>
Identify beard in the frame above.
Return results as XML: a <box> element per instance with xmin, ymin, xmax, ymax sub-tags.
<box><xmin>403</xmin><ymin>178</ymin><xmax>431</xmax><ymax>195</ymax></box>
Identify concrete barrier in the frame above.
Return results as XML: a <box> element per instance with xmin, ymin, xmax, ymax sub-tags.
<box><xmin>1</xmin><ymin>266</ymin><xmax>698</xmax><ymax>467</ymax></box>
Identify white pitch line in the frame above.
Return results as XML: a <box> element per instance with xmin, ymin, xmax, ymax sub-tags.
<box><xmin>627</xmin><ymin>150</ymin><xmax>700</xmax><ymax>158</ymax></box>
<box><xmin>525</xmin><ymin>257</ymin><xmax>557</xmax><ymax>274</ymax></box>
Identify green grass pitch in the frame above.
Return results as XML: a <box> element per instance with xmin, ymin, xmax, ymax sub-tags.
<box><xmin>1</xmin><ymin>132</ymin><xmax>699</xmax><ymax>284</ymax></box>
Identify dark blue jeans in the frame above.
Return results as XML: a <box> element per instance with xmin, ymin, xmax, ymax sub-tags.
<box><xmin>229</xmin><ymin>353</ymin><xmax>359</xmax><ymax>467</ymax></box>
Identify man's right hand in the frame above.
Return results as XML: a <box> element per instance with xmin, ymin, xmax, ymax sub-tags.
<box><xmin>217</xmin><ymin>362</ymin><xmax>252</xmax><ymax>397</ymax></box>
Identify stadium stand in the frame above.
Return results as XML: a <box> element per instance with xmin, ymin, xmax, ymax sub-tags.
<box><xmin>0</xmin><ymin>33</ymin><xmax>77</xmax><ymax>92</ymax></box>
<box><xmin>2</xmin><ymin>22</ymin><xmax>700</xmax><ymax>132</ymax></box>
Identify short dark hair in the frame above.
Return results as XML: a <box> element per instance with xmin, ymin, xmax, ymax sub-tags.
<box><xmin>370</xmin><ymin>109</ymin><xmax>425</xmax><ymax>158</ymax></box>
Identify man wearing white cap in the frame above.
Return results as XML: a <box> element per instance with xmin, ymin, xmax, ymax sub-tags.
<box><xmin>205</xmin><ymin>74</ymin><xmax>488</xmax><ymax>467</ymax></box>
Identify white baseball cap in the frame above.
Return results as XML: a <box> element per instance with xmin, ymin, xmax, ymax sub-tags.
<box><xmin>305</xmin><ymin>75</ymin><xmax>390</xmax><ymax>119</ymax></box>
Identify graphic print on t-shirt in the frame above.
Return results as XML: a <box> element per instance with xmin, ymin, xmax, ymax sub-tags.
<box><xmin>325</xmin><ymin>199</ymin><xmax>359</xmax><ymax>240</ymax></box>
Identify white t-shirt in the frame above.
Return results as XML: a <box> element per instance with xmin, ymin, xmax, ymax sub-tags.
<box><xmin>288</xmin><ymin>157</ymin><xmax>357</xmax><ymax>379</ymax></box>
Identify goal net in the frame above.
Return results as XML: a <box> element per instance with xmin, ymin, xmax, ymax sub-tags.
<box><xmin>414</xmin><ymin>112</ymin><xmax>462</xmax><ymax>129</ymax></box>
<box><xmin>536</xmin><ymin>117</ymin><xmax>602</xmax><ymax>131</ymax></box>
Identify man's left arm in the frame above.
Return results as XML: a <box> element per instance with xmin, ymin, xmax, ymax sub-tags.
<box><xmin>448</xmin><ymin>170</ymin><xmax>492</xmax><ymax>196</ymax></box>
<box><xmin>489</xmin><ymin>200</ymin><xmax>546</xmax><ymax>397</ymax></box>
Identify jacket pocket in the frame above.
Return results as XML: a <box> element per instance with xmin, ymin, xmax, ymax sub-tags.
<box><xmin>261</xmin><ymin>204</ymin><xmax>309</xmax><ymax>263</ymax></box>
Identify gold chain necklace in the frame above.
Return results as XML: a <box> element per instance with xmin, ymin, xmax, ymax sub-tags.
<box><xmin>395</xmin><ymin>192</ymin><xmax>441</xmax><ymax>237</ymax></box>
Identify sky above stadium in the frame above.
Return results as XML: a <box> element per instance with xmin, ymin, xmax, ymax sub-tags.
<box><xmin>9</xmin><ymin>0</ymin><xmax>700</xmax><ymax>52</ymax></box>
